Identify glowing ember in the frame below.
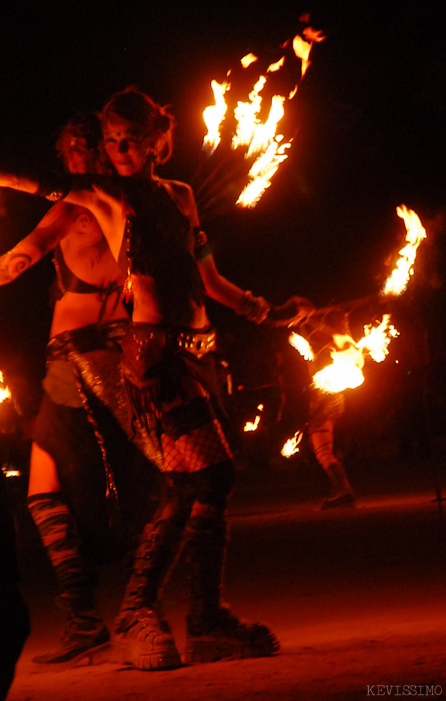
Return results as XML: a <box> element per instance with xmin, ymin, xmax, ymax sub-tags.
<box><xmin>281</xmin><ymin>429</ymin><xmax>304</xmax><ymax>457</ymax></box>
<box><xmin>312</xmin><ymin>316</ymin><xmax>398</xmax><ymax>395</ymax></box>
<box><xmin>0</xmin><ymin>371</ymin><xmax>12</xmax><ymax>403</ymax></box>
<box><xmin>289</xmin><ymin>332</ymin><xmax>315</xmax><ymax>361</ymax></box>
<box><xmin>202</xmin><ymin>27</ymin><xmax>324</xmax><ymax>207</ymax></box>
<box><xmin>244</xmin><ymin>404</ymin><xmax>264</xmax><ymax>432</ymax></box>
<box><xmin>381</xmin><ymin>205</ymin><xmax>427</xmax><ymax>297</ymax></box>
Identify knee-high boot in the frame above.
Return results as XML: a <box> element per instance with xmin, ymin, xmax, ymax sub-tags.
<box><xmin>113</xmin><ymin>518</ymin><xmax>184</xmax><ymax>670</ymax></box>
<box><xmin>27</xmin><ymin>492</ymin><xmax>109</xmax><ymax>664</ymax></box>
<box><xmin>185</xmin><ymin>514</ymin><xmax>280</xmax><ymax>663</ymax></box>
<box><xmin>185</xmin><ymin>516</ymin><xmax>227</xmax><ymax>636</ymax></box>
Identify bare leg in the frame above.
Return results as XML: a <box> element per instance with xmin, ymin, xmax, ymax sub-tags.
<box><xmin>309</xmin><ymin>420</ymin><xmax>355</xmax><ymax>509</ymax></box>
<box><xmin>27</xmin><ymin>443</ymin><xmax>61</xmax><ymax>497</ymax></box>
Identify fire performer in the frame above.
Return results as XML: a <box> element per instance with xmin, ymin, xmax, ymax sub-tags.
<box><xmin>0</xmin><ymin>114</ymin><xmax>160</xmax><ymax>665</ymax></box>
<box><xmin>28</xmin><ymin>87</ymin><xmax>313</xmax><ymax>670</ymax></box>
<box><xmin>276</xmin><ymin>315</ymin><xmax>355</xmax><ymax>508</ymax></box>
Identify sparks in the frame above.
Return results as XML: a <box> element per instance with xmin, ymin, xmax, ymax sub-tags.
<box><xmin>381</xmin><ymin>205</ymin><xmax>427</xmax><ymax>297</ymax></box>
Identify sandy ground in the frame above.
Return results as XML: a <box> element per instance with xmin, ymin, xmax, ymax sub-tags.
<box><xmin>6</xmin><ymin>445</ymin><xmax>446</xmax><ymax>700</ymax></box>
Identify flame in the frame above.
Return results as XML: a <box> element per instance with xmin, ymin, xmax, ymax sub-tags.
<box><xmin>202</xmin><ymin>80</ymin><xmax>230</xmax><ymax>154</ymax></box>
<box><xmin>381</xmin><ymin>205</ymin><xmax>427</xmax><ymax>297</ymax></box>
<box><xmin>356</xmin><ymin>314</ymin><xmax>399</xmax><ymax>363</ymax></box>
<box><xmin>292</xmin><ymin>35</ymin><xmax>312</xmax><ymax>77</ymax></box>
<box><xmin>241</xmin><ymin>53</ymin><xmax>258</xmax><ymax>68</ymax></box>
<box><xmin>267</xmin><ymin>57</ymin><xmax>285</xmax><ymax>73</ymax></box>
<box><xmin>244</xmin><ymin>404</ymin><xmax>264</xmax><ymax>432</ymax></box>
<box><xmin>202</xmin><ymin>27</ymin><xmax>324</xmax><ymax>206</ymax></box>
<box><xmin>281</xmin><ymin>429</ymin><xmax>304</xmax><ymax>457</ymax></box>
<box><xmin>289</xmin><ymin>332</ymin><xmax>315</xmax><ymax>361</ymax></box>
<box><xmin>0</xmin><ymin>371</ymin><xmax>12</xmax><ymax>404</ymax></box>
<box><xmin>312</xmin><ymin>316</ymin><xmax>398</xmax><ymax>394</ymax></box>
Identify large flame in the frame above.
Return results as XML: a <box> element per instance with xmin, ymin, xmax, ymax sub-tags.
<box><xmin>202</xmin><ymin>27</ymin><xmax>324</xmax><ymax>207</ymax></box>
<box><xmin>281</xmin><ymin>316</ymin><xmax>398</xmax><ymax>457</ymax></box>
<box><xmin>0</xmin><ymin>371</ymin><xmax>12</xmax><ymax>404</ymax></box>
<box><xmin>312</xmin><ymin>315</ymin><xmax>398</xmax><ymax>394</ymax></box>
<box><xmin>381</xmin><ymin>205</ymin><xmax>427</xmax><ymax>297</ymax></box>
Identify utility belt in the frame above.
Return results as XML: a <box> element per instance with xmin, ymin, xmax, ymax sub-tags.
<box><xmin>121</xmin><ymin>323</ymin><xmax>217</xmax><ymax>389</ymax></box>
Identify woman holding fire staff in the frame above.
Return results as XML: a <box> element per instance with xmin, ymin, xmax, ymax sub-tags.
<box><xmin>2</xmin><ymin>86</ymin><xmax>313</xmax><ymax>669</ymax></box>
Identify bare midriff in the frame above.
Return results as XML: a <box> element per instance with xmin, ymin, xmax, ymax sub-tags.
<box><xmin>50</xmin><ymin>290</ymin><xmax>129</xmax><ymax>336</ymax></box>
<box><xmin>131</xmin><ymin>273</ymin><xmax>210</xmax><ymax>329</ymax></box>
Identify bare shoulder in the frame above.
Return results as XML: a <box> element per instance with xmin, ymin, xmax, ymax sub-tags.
<box><xmin>34</xmin><ymin>200</ymin><xmax>93</xmax><ymax>230</ymax></box>
<box><xmin>158</xmin><ymin>178</ymin><xmax>199</xmax><ymax>225</ymax></box>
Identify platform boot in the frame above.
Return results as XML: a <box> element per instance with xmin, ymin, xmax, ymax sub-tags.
<box><xmin>27</xmin><ymin>492</ymin><xmax>109</xmax><ymax>664</ymax></box>
<box><xmin>113</xmin><ymin>519</ymin><xmax>183</xmax><ymax>670</ymax></box>
<box><xmin>184</xmin><ymin>515</ymin><xmax>280</xmax><ymax>663</ymax></box>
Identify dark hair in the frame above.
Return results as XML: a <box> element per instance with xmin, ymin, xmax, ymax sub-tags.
<box><xmin>101</xmin><ymin>86</ymin><xmax>174</xmax><ymax>169</ymax></box>
<box><xmin>56</xmin><ymin>112</ymin><xmax>102</xmax><ymax>168</ymax></box>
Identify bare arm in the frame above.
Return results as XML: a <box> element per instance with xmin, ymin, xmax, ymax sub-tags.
<box><xmin>0</xmin><ymin>201</ymin><xmax>74</xmax><ymax>285</ymax></box>
<box><xmin>197</xmin><ymin>253</ymin><xmax>245</xmax><ymax>309</ymax></box>
<box><xmin>0</xmin><ymin>172</ymin><xmax>39</xmax><ymax>194</ymax></box>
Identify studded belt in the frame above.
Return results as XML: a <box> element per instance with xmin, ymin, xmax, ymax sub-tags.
<box><xmin>126</xmin><ymin>324</ymin><xmax>216</xmax><ymax>362</ymax></box>
<box><xmin>176</xmin><ymin>329</ymin><xmax>217</xmax><ymax>358</ymax></box>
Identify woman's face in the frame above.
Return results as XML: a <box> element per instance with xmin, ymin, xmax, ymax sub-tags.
<box><xmin>103</xmin><ymin>118</ymin><xmax>145</xmax><ymax>176</ymax></box>
<box><xmin>65</xmin><ymin>138</ymin><xmax>96</xmax><ymax>174</ymax></box>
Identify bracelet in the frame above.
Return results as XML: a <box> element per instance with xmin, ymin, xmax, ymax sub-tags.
<box><xmin>35</xmin><ymin>173</ymin><xmax>71</xmax><ymax>201</ymax></box>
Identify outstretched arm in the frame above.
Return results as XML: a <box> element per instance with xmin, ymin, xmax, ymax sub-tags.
<box><xmin>0</xmin><ymin>201</ymin><xmax>74</xmax><ymax>285</ymax></box>
<box><xmin>0</xmin><ymin>172</ymin><xmax>39</xmax><ymax>194</ymax></box>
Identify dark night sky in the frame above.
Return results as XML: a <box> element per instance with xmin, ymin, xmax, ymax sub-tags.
<box><xmin>1</xmin><ymin>0</ymin><xmax>445</xmax><ymax>411</ymax></box>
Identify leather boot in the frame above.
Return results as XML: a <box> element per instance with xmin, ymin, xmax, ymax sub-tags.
<box><xmin>28</xmin><ymin>493</ymin><xmax>109</xmax><ymax>664</ymax></box>
<box><xmin>185</xmin><ymin>516</ymin><xmax>279</xmax><ymax>663</ymax></box>
<box><xmin>113</xmin><ymin>520</ymin><xmax>183</xmax><ymax>670</ymax></box>
<box><xmin>33</xmin><ymin>592</ymin><xmax>110</xmax><ymax>664</ymax></box>
<box><xmin>321</xmin><ymin>460</ymin><xmax>355</xmax><ymax>509</ymax></box>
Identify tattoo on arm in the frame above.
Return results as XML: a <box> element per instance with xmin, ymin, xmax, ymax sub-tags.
<box><xmin>0</xmin><ymin>250</ymin><xmax>33</xmax><ymax>284</ymax></box>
